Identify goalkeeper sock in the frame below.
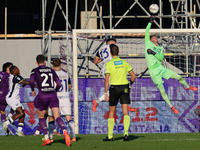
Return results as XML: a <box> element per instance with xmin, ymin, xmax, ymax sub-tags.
<box><xmin>48</xmin><ymin>121</ymin><xmax>55</xmax><ymax>139</ymax></box>
<box><xmin>157</xmin><ymin>84</ymin><xmax>173</xmax><ymax>108</ymax></box>
<box><xmin>171</xmin><ymin>73</ymin><xmax>190</xmax><ymax>88</ymax></box>
<box><xmin>123</xmin><ymin>115</ymin><xmax>130</xmax><ymax>136</ymax></box>
<box><xmin>108</xmin><ymin>118</ymin><xmax>115</xmax><ymax>139</ymax></box>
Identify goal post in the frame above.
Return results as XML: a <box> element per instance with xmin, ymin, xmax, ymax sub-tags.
<box><xmin>72</xmin><ymin>28</ymin><xmax>200</xmax><ymax>134</ymax></box>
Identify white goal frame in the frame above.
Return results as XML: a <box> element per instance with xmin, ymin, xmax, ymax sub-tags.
<box><xmin>72</xmin><ymin>28</ymin><xmax>200</xmax><ymax>134</ymax></box>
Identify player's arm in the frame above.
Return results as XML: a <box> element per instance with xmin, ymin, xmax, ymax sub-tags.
<box><xmin>147</xmin><ymin>49</ymin><xmax>164</xmax><ymax>62</ymax></box>
<box><xmin>20</xmin><ymin>79</ymin><xmax>30</xmax><ymax>87</ymax></box>
<box><xmin>145</xmin><ymin>16</ymin><xmax>155</xmax><ymax>42</ymax></box>
<box><xmin>94</xmin><ymin>52</ymin><xmax>101</xmax><ymax>64</ymax></box>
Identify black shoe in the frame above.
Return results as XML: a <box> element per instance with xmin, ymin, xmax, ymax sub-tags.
<box><xmin>103</xmin><ymin>137</ymin><xmax>113</xmax><ymax>141</ymax></box>
<box><xmin>123</xmin><ymin>135</ymin><xmax>129</xmax><ymax>141</ymax></box>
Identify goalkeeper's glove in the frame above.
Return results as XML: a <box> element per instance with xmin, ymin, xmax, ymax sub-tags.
<box><xmin>150</xmin><ymin>16</ymin><xmax>156</xmax><ymax>23</ymax></box>
<box><xmin>129</xmin><ymin>80</ymin><xmax>134</xmax><ymax>88</ymax></box>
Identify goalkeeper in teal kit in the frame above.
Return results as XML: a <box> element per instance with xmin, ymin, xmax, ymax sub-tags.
<box><xmin>145</xmin><ymin>17</ymin><xmax>198</xmax><ymax>114</ymax></box>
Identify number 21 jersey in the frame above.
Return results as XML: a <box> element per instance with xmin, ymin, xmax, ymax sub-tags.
<box><xmin>30</xmin><ymin>65</ymin><xmax>61</xmax><ymax>94</ymax></box>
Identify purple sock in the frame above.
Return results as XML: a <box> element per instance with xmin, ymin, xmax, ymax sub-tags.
<box><xmin>56</xmin><ymin>117</ymin><xmax>66</xmax><ymax>131</ymax></box>
<box><xmin>39</xmin><ymin>118</ymin><xmax>48</xmax><ymax>135</ymax></box>
<box><xmin>36</xmin><ymin>124</ymin><xmax>41</xmax><ymax>131</ymax></box>
<box><xmin>1</xmin><ymin>114</ymin><xmax>6</xmax><ymax>122</ymax></box>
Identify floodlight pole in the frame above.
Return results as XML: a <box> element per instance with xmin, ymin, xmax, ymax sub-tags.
<box><xmin>5</xmin><ymin>0</ymin><xmax>7</xmax><ymax>40</ymax></box>
<box><xmin>42</xmin><ymin>0</ymin><xmax>45</xmax><ymax>53</ymax></box>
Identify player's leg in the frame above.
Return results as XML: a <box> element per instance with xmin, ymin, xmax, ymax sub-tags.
<box><xmin>3</xmin><ymin>107</ymin><xmax>25</xmax><ymax>133</ymax></box>
<box><xmin>0</xmin><ymin>99</ymin><xmax>11</xmax><ymax>134</ymax></box>
<box><xmin>157</xmin><ymin>83</ymin><xmax>179</xmax><ymax>114</ymax></box>
<box><xmin>7</xmin><ymin>108</ymin><xmax>14</xmax><ymax>119</ymax></box>
<box><xmin>34</xmin><ymin>123</ymin><xmax>41</xmax><ymax>136</ymax></box>
<box><xmin>0</xmin><ymin>110</ymin><xmax>6</xmax><ymax>123</ymax></box>
<box><xmin>33</xmin><ymin>95</ymin><xmax>51</xmax><ymax>145</ymax></box>
<box><xmin>65</xmin><ymin>115</ymin><xmax>76</xmax><ymax>141</ymax></box>
<box><xmin>51</xmin><ymin>107</ymin><xmax>71</xmax><ymax>146</ymax></box>
<box><xmin>37</xmin><ymin>109</ymin><xmax>51</xmax><ymax>145</ymax></box>
<box><xmin>51</xmin><ymin>107</ymin><xmax>66</xmax><ymax>131</ymax></box>
<box><xmin>170</xmin><ymin>72</ymin><xmax>197</xmax><ymax>91</ymax></box>
<box><xmin>150</xmin><ymin>69</ymin><xmax>179</xmax><ymax>114</ymax></box>
<box><xmin>93</xmin><ymin>93</ymin><xmax>109</xmax><ymax>112</ymax></box>
<box><xmin>0</xmin><ymin>109</ymin><xmax>9</xmax><ymax>134</ymax></box>
<box><xmin>48</xmin><ymin>108</ymin><xmax>55</xmax><ymax>141</ymax></box>
<box><xmin>0</xmin><ymin>98</ymin><xmax>7</xmax><ymax>123</ymax></box>
<box><xmin>16</xmin><ymin>108</ymin><xmax>25</xmax><ymax>136</ymax></box>
<box><xmin>60</xmin><ymin>104</ymin><xmax>76</xmax><ymax>142</ymax></box>
<box><xmin>93</xmin><ymin>67</ymin><xmax>108</xmax><ymax>112</ymax></box>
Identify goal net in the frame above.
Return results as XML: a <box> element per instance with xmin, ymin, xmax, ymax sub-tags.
<box><xmin>71</xmin><ymin>29</ymin><xmax>200</xmax><ymax>134</ymax></box>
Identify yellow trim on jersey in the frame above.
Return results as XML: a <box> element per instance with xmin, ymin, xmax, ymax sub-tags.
<box><xmin>128</xmin><ymin>69</ymin><xmax>133</xmax><ymax>73</ymax></box>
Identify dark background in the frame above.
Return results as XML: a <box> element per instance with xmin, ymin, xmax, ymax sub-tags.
<box><xmin>0</xmin><ymin>0</ymin><xmax>199</xmax><ymax>34</ymax></box>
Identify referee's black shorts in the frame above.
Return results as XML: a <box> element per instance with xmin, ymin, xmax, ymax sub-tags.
<box><xmin>109</xmin><ymin>84</ymin><xmax>130</xmax><ymax>106</ymax></box>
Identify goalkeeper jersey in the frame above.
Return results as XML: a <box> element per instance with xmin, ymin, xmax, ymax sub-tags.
<box><xmin>145</xmin><ymin>22</ymin><xmax>164</xmax><ymax>69</ymax></box>
<box><xmin>104</xmin><ymin>56</ymin><xmax>133</xmax><ymax>85</ymax></box>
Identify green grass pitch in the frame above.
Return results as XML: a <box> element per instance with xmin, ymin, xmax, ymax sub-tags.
<box><xmin>0</xmin><ymin>133</ymin><xmax>200</xmax><ymax>150</ymax></box>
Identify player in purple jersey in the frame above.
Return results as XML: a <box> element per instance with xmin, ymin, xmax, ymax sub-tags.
<box><xmin>0</xmin><ymin>62</ymin><xmax>13</xmax><ymax>126</ymax></box>
<box><xmin>3</xmin><ymin>66</ymin><xmax>30</xmax><ymax>136</ymax></box>
<box><xmin>29</xmin><ymin>54</ymin><xmax>71</xmax><ymax>146</ymax></box>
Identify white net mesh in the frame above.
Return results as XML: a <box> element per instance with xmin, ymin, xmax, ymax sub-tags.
<box><xmin>69</xmin><ymin>29</ymin><xmax>200</xmax><ymax>134</ymax></box>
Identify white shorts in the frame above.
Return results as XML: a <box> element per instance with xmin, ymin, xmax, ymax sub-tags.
<box><xmin>48</xmin><ymin>99</ymin><xmax>71</xmax><ymax>116</ymax></box>
<box><xmin>6</xmin><ymin>97</ymin><xmax>24</xmax><ymax>111</ymax></box>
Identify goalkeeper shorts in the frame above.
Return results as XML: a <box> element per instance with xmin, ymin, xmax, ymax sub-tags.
<box><xmin>109</xmin><ymin>84</ymin><xmax>130</xmax><ymax>106</ymax></box>
<box><xmin>149</xmin><ymin>65</ymin><xmax>174</xmax><ymax>85</ymax></box>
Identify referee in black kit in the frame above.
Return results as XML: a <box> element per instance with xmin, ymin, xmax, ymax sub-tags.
<box><xmin>103</xmin><ymin>44</ymin><xmax>136</xmax><ymax>141</ymax></box>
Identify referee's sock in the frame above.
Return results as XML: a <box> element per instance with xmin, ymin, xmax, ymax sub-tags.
<box><xmin>108</xmin><ymin>118</ymin><xmax>115</xmax><ymax>139</ymax></box>
<box><xmin>124</xmin><ymin>115</ymin><xmax>130</xmax><ymax>136</ymax></box>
